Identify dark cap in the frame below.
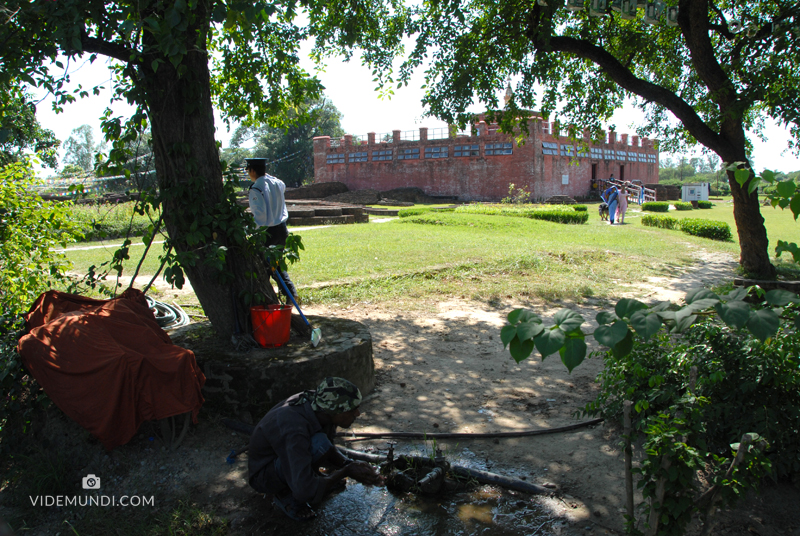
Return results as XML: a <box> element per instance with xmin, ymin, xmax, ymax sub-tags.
<box><xmin>245</xmin><ymin>158</ymin><xmax>268</xmax><ymax>168</ymax></box>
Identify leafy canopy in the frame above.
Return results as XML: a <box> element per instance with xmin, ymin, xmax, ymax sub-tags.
<box><xmin>364</xmin><ymin>0</ymin><xmax>800</xmax><ymax>159</ymax></box>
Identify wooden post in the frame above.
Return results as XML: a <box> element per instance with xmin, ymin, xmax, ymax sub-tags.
<box><xmin>646</xmin><ymin>456</ymin><xmax>672</xmax><ymax>536</ymax></box>
<box><xmin>689</xmin><ymin>366</ymin><xmax>698</xmax><ymax>393</ymax></box>
<box><xmin>624</xmin><ymin>400</ymin><xmax>635</xmax><ymax>522</ymax></box>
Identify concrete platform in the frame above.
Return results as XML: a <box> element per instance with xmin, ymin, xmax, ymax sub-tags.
<box><xmin>170</xmin><ymin>315</ymin><xmax>374</xmax><ymax>421</ymax></box>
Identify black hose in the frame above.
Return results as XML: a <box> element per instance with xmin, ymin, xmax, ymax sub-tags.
<box><xmin>222</xmin><ymin>417</ymin><xmax>603</xmax><ymax>441</ymax></box>
<box><xmin>145</xmin><ymin>296</ymin><xmax>190</xmax><ymax>330</ymax></box>
<box><xmin>337</xmin><ymin>418</ymin><xmax>604</xmax><ymax>441</ymax></box>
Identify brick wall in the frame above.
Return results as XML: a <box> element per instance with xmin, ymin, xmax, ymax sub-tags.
<box><xmin>313</xmin><ymin>117</ymin><xmax>659</xmax><ymax>201</ymax></box>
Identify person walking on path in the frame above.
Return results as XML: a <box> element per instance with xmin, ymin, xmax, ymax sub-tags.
<box><xmin>246</xmin><ymin>157</ymin><xmax>298</xmax><ymax>302</ymax></box>
<box><xmin>617</xmin><ymin>188</ymin><xmax>629</xmax><ymax>224</ymax></box>
<box><xmin>601</xmin><ymin>184</ymin><xmax>620</xmax><ymax>224</ymax></box>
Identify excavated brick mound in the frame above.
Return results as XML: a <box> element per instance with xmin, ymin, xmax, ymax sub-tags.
<box><xmin>324</xmin><ymin>189</ymin><xmax>381</xmax><ymax>205</ymax></box>
<box><xmin>376</xmin><ymin>199</ymin><xmax>413</xmax><ymax>206</ymax></box>
<box><xmin>380</xmin><ymin>187</ymin><xmax>440</xmax><ymax>204</ymax></box>
<box><xmin>544</xmin><ymin>195</ymin><xmax>577</xmax><ymax>205</ymax></box>
<box><xmin>285</xmin><ymin>181</ymin><xmax>349</xmax><ymax>200</ymax></box>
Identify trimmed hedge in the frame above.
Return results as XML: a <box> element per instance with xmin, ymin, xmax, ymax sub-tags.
<box><xmin>679</xmin><ymin>218</ymin><xmax>732</xmax><ymax>241</ymax></box>
<box><xmin>697</xmin><ymin>200</ymin><xmax>713</xmax><ymax>209</ymax></box>
<box><xmin>528</xmin><ymin>208</ymin><xmax>589</xmax><ymax>224</ymax></box>
<box><xmin>642</xmin><ymin>201</ymin><xmax>670</xmax><ymax>212</ymax></box>
<box><xmin>454</xmin><ymin>204</ymin><xmax>588</xmax><ymax>224</ymax></box>
<box><xmin>674</xmin><ymin>202</ymin><xmax>694</xmax><ymax>211</ymax></box>
<box><xmin>573</xmin><ymin>205</ymin><xmax>588</xmax><ymax>212</ymax></box>
<box><xmin>641</xmin><ymin>214</ymin><xmax>679</xmax><ymax>230</ymax></box>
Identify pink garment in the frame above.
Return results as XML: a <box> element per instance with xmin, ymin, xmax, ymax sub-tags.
<box><xmin>617</xmin><ymin>192</ymin><xmax>628</xmax><ymax>223</ymax></box>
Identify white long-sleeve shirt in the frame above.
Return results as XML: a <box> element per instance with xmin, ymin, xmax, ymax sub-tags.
<box><xmin>248</xmin><ymin>174</ymin><xmax>288</xmax><ymax>228</ymax></box>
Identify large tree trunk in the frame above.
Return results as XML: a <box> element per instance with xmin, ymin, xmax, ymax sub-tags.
<box><xmin>727</xmin><ymin>169</ymin><xmax>776</xmax><ymax>278</ymax></box>
<box><xmin>136</xmin><ymin>0</ymin><xmax>305</xmax><ymax>340</ymax></box>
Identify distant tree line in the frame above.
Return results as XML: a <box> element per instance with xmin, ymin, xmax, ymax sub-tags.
<box><xmin>660</xmin><ymin>154</ymin><xmax>799</xmax><ymax>196</ymax></box>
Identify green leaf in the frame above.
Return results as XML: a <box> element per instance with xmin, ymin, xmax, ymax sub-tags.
<box><xmin>765</xmin><ymin>289</ymin><xmax>799</xmax><ymax>306</ymax></box>
<box><xmin>615</xmin><ymin>298</ymin><xmax>648</xmax><ymax>320</ymax></box>
<box><xmin>509</xmin><ymin>336</ymin><xmax>534</xmax><ymax>363</ymax></box>
<box><xmin>517</xmin><ymin>321</ymin><xmax>545</xmax><ymax>341</ymax></box>
<box><xmin>722</xmin><ymin>287</ymin><xmax>748</xmax><ymax>301</ymax></box>
<box><xmin>554</xmin><ymin>308</ymin><xmax>584</xmax><ymax>333</ymax></box>
<box><xmin>594</xmin><ymin>320</ymin><xmax>629</xmax><ymax>348</ymax></box>
<box><xmin>535</xmin><ymin>327</ymin><xmax>566</xmax><ymax>359</ymax></box>
<box><xmin>790</xmin><ymin>194</ymin><xmax>800</xmax><ymax>220</ymax></box>
<box><xmin>686</xmin><ymin>298</ymin><xmax>720</xmax><ymax>311</ymax></box>
<box><xmin>686</xmin><ymin>288</ymin><xmax>719</xmax><ymax>304</ymax></box>
<box><xmin>596</xmin><ymin>311</ymin><xmax>617</xmax><ymax>325</ymax></box>
<box><xmin>747</xmin><ymin>177</ymin><xmax>761</xmax><ymax>194</ymax></box>
<box><xmin>776</xmin><ymin>179</ymin><xmax>796</xmax><ymax>198</ymax></box>
<box><xmin>630</xmin><ymin>310</ymin><xmax>662</xmax><ymax>341</ymax></box>
<box><xmin>734</xmin><ymin>168</ymin><xmax>751</xmax><ymax>186</ymax></box>
<box><xmin>714</xmin><ymin>300</ymin><xmax>751</xmax><ymax>329</ymax></box>
<box><xmin>560</xmin><ymin>338</ymin><xmax>587</xmax><ymax>373</ymax></box>
<box><xmin>746</xmin><ymin>309</ymin><xmax>780</xmax><ymax>342</ymax></box>
<box><xmin>612</xmin><ymin>329</ymin><xmax>634</xmax><ymax>358</ymax></box>
<box><xmin>673</xmin><ymin>311</ymin><xmax>697</xmax><ymax>332</ymax></box>
<box><xmin>500</xmin><ymin>325</ymin><xmax>517</xmax><ymax>347</ymax></box>
<box><xmin>507</xmin><ymin>309</ymin><xmax>540</xmax><ymax>325</ymax></box>
<box><xmin>650</xmin><ymin>301</ymin><xmax>671</xmax><ymax>312</ymax></box>
<box><xmin>760</xmin><ymin>169</ymin><xmax>775</xmax><ymax>183</ymax></box>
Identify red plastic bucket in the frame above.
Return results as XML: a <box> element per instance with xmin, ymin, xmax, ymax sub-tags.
<box><xmin>250</xmin><ymin>305</ymin><xmax>292</xmax><ymax>348</ymax></box>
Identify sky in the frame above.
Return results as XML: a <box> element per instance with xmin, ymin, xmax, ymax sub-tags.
<box><xmin>31</xmin><ymin>52</ymin><xmax>799</xmax><ymax>175</ymax></box>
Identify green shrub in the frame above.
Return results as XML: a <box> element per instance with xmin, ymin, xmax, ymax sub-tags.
<box><xmin>528</xmin><ymin>208</ymin><xmax>589</xmax><ymax>224</ymax></box>
<box><xmin>697</xmin><ymin>200</ymin><xmax>713</xmax><ymax>209</ymax></box>
<box><xmin>641</xmin><ymin>214</ymin><xmax>679</xmax><ymax>230</ymax></box>
<box><xmin>679</xmin><ymin>218</ymin><xmax>732</xmax><ymax>241</ymax></box>
<box><xmin>572</xmin><ymin>205</ymin><xmax>587</xmax><ymax>212</ymax></box>
<box><xmin>642</xmin><ymin>201</ymin><xmax>670</xmax><ymax>212</ymax></box>
<box><xmin>586</xmin><ymin>316</ymin><xmax>800</xmax><ymax>480</ymax></box>
<box><xmin>674</xmin><ymin>201</ymin><xmax>694</xmax><ymax>211</ymax></box>
<box><xmin>1</xmin><ymin>161</ymin><xmax>82</xmax><ymax>451</ymax></box>
<box><xmin>455</xmin><ymin>204</ymin><xmax>587</xmax><ymax>224</ymax></box>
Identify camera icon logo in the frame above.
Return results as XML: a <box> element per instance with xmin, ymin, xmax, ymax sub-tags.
<box><xmin>82</xmin><ymin>474</ymin><xmax>101</xmax><ymax>490</ymax></box>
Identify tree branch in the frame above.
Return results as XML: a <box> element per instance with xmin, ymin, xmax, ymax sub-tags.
<box><xmin>534</xmin><ymin>34</ymin><xmax>728</xmax><ymax>156</ymax></box>
<box><xmin>81</xmin><ymin>33</ymin><xmax>139</xmax><ymax>64</ymax></box>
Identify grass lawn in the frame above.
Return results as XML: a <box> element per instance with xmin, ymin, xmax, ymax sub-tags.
<box><xmin>63</xmin><ymin>198</ymin><xmax>798</xmax><ymax>308</ymax></box>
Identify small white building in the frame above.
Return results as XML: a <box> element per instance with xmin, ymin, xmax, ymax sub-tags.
<box><xmin>682</xmin><ymin>182</ymin><xmax>709</xmax><ymax>202</ymax></box>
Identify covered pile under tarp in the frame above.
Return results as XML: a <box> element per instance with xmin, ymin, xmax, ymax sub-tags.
<box><xmin>18</xmin><ymin>289</ymin><xmax>205</xmax><ymax>449</ymax></box>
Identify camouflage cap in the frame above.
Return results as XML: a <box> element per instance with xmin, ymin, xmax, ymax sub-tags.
<box><xmin>310</xmin><ymin>377</ymin><xmax>362</xmax><ymax>413</ymax></box>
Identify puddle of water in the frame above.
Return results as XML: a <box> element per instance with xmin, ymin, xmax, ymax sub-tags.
<box><xmin>267</xmin><ymin>483</ymin><xmax>552</xmax><ymax>536</ymax></box>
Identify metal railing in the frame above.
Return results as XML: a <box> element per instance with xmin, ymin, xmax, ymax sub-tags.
<box><xmin>427</xmin><ymin>127</ymin><xmax>450</xmax><ymax>140</ymax></box>
<box><xmin>374</xmin><ymin>132</ymin><xmax>394</xmax><ymax>143</ymax></box>
<box><xmin>400</xmin><ymin>129</ymin><xmax>420</xmax><ymax>141</ymax></box>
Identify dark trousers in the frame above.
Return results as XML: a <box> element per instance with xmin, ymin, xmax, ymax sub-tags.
<box><xmin>266</xmin><ymin>222</ymin><xmax>297</xmax><ymax>300</ymax></box>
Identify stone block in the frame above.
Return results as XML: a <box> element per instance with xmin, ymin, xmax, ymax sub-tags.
<box><xmin>170</xmin><ymin>316</ymin><xmax>374</xmax><ymax>417</ymax></box>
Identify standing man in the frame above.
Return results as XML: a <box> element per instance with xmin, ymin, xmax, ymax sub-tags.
<box><xmin>246</xmin><ymin>158</ymin><xmax>297</xmax><ymax>302</ymax></box>
<box><xmin>248</xmin><ymin>377</ymin><xmax>385</xmax><ymax>521</ymax></box>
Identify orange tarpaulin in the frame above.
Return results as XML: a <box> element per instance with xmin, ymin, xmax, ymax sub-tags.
<box><xmin>18</xmin><ymin>289</ymin><xmax>205</xmax><ymax>449</ymax></box>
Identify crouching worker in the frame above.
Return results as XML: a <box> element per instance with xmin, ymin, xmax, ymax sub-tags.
<box><xmin>248</xmin><ymin>377</ymin><xmax>385</xmax><ymax>521</ymax></box>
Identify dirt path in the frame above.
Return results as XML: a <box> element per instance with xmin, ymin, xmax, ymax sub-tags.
<box><xmin>294</xmin><ymin>249</ymin><xmax>742</xmax><ymax>535</ymax></box>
